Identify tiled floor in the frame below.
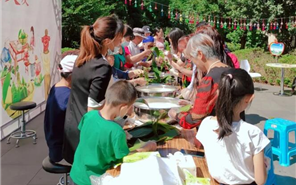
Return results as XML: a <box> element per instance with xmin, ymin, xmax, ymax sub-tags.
<box><xmin>1</xmin><ymin>112</ymin><xmax>62</xmax><ymax>185</ymax></box>
<box><xmin>1</xmin><ymin>83</ymin><xmax>296</xmax><ymax>185</ymax></box>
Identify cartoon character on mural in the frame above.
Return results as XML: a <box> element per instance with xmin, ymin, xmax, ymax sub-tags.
<box><xmin>1</xmin><ymin>41</ymin><xmax>12</xmax><ymax>81</ymax></box>
<box><xmin>1</xmin><ymin>26</ymin><xmax>45</xmax><ymax>118</ymax></box>
<box><xmin>41</xmin><ymin>29</ymin><xmax>51</xmax><ymax>100</ymax></box>
<box><xmin>30</xmin><ymin>26</ymin><xmax>35</xmax><ymax>53</ymax></box>
<box><xmin>5</xmin><ymin>0</ymin><xmax>29</xmax><ymax>6</ymax></box>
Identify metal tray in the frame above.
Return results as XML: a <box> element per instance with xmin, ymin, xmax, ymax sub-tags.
<box><xmin>136</xmin><ymin>84</ymin><xmax>178</xmax><ymax>97</ymax></box>
<box><xmin>133</xmin><ymin>97</ymin><xmax>189</xmax><ymax>122</ymax></box>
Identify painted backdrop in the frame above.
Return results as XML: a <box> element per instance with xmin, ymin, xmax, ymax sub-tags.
<box><xmin>0</xmin><ymin>0</ymin><xmax>61</xmax><ymax>134</ymax></box>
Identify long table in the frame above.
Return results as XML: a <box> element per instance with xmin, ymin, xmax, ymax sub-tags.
<box><xmin>108</xmin><ymin>128</ymin><xmax>219</xmax><ymax>185</ymax></box>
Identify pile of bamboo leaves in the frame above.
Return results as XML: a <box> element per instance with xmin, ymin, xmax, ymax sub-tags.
<box><xmin>142</xmin><ymin>47</ymin><xmax>172</xmax><ymax>84</ymax></box>
<box><xmin>128</xmin><ymin>112</ymin><xmax>180</xmax><ymax>145</ymax></box>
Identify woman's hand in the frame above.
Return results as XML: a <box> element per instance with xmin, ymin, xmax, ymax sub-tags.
<box><xmin>170</xmin><ymin>61</ymin><xmax>181</xmax><ymax>71</ymax></box>
<box><xmin>168</xmin><ymin>108</ymin><xmax>178</xmax><ymax>120</ymax></box>
<box><xmin>135</xmin><ymin>77</ymin><xmax>147</xmax><ymax>86</ymax></box>
<box><xmin>106</xmin><ymin>55</ymin><xmax>115</xmax><ymax>66</ymax></box>
<box><xmin>128</xmin><ymin>69</ymin><xmax>143</xmax><ymax>79</ymax></box>
<box><xmin>178</xmin><ymin>100</ymin><xmax>191</xmax><ymax>106</ymax></box>
<box><xmin>138</xmin><ymin>61</ymin><xmax>151</xmax><ymax>67</ymax></box>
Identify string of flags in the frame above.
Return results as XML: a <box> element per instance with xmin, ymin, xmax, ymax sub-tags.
<box><xmin>124</xmin><ymin>0</ymin><xmax>296</xmax><ymax>31</ymax></box>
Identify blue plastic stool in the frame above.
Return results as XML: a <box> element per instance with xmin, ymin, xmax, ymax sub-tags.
<box><xmin>264</xmin><ymin>118</ymin><xmax>296</xmax><ymax>167</ymax></box>
<box><xmin>264</xmin><ymin>142</ymin><xmax>277</xmax><ymax>185</ymax></box>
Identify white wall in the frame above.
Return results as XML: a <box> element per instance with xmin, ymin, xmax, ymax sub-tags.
<box><xmin>0</xmin><ymin>0</ymin><xmax>61</xmax><ymax>140</ymax></box>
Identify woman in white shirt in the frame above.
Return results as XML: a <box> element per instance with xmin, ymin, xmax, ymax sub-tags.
<box><xmin>196</xmin><ymin>68</ymin><xmax>270</xmax><ymax>185</ymax></box>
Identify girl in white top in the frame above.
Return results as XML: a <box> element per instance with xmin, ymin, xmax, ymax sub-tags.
<box><xmin>196</xmin><ymin>68</ymin><xmax>270</xmax><ymax>185</ymax></box>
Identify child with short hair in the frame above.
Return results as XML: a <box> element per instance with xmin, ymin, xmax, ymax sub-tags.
<box><xmin>196</xmin><ymin>68</ymin><xmax>270</xmax><ymax>185</ymax></box>
<box><xmin>44</xmin><ymin>51</ymin><xmax>78</xmax><ymax>163</ymax></box>
<box><xmin>70</xmin><ymin>80</ymin><xmax>155</xmax><ymax>185</ymax></box>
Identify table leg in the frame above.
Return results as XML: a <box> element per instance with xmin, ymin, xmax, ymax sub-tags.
<box><xmin>280</xmin><ymin>68</ymin><xmax>284</xmax><ymax>95</ymax></box>
<box><xmin>273</xmin><ymin>68</ymin><xmax>291</xmax><ymax>96</ymax></box>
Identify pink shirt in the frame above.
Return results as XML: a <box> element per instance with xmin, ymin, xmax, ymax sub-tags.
<box><xmin>124</xmin><ymin>46</ymin><xmax>133</xmax><ymax>69</ymax></box>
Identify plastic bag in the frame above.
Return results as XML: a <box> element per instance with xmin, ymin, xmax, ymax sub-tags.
<box><xmin>180</xmin><ymin>65</ymin><xmax>197</xmax><ymax>101</ymax></box>
<box><xmin>90</xmin><ymin>156</ymin><xmax>184</xmax><ymax>185</ymax></box>
<box><xmin>90</xmin><ymin>173</ymin><xmax>114</xmax><ymax>185</ymax></box>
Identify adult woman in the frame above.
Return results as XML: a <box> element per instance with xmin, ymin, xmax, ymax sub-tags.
<box><xmin>168</xmin><ymin>28</ymin><xmax>184</xmax><ymax>54</ymax></box>
<box><xmin>63</xmin><ymin>15</ymin><xmax>124</xmax><ymax>164</ymax></box>
<box><xmin>113</xmin><ymin>25</ymin><xmax>134</xmax><ymax>70</ymax></box>
<box><xmin>168</xmin><ymin>33</ymin><xmax>230</xmax><ymax>129</ymax></box>
<box><xmin>154</xmin><ymin>27</ymin><xmax>165</xmax><ymax>51</ymax></box>
<box><xmin>168</xmin><ymin>29</ymin><xmax>193</xmax><ymax>87</ymax></box>
<box><xmin>195</xmin><ymin>25</ymin><xmax>234</xmax><ymax>68</ymax></box>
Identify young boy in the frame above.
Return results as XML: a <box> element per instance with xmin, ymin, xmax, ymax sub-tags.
<box><xmin>70</xmin><ymin>80</ymin><xmax>155</xmax><ymax>185</ymax></box>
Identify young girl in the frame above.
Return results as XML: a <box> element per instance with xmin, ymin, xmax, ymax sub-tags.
<box><xmin>196</xmin><ymin>68</ymin><xmax>270</xmax><ymax>185</ymax></box>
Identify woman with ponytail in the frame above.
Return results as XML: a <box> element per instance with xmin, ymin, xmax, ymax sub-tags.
<box><xmin>196</xmin><ymin>68</ymin><xmax>270</xmax><ymax>185</ymax></box>
<box><xmin>63</xmin><ymin>15</ymin><xmax>124</xmax><ymax>164</ymax></box>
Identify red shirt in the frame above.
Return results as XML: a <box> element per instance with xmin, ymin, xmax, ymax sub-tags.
<box><xmin>176</xmin><ymin>66</ymin><xmax>230</xmax><ymax>129</ymax></box>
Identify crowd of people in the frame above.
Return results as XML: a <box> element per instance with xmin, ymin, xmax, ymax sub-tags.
<box><xmin>44</xmin><ymin>14</ymin><xmax>270</xmax><ymax>185</ymax></box>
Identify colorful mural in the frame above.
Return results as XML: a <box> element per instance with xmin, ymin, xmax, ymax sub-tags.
<box><xmin>1</xmin><ymin>0</ymin><xmax>61</xmax><ymax>126</ymax></box>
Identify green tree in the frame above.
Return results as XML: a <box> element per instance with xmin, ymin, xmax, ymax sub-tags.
<box><xmin>62</xmin><ymin>0</ymin><xmax>116</xmax><ymax>48</ymax></box>
<box><xmin>62</xmin><ymin>0</ymin><xmax>296</xmax><ymax>50</ymax></box>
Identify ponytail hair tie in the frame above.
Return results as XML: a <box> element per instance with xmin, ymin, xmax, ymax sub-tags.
<box><xmin>227</xmin><ymin>74</ymin><xmax>233</xmax><ymax>79</ymax></box>
<box><xmin>58</xmin><ymin>64</ymin><xmax>63</xmax><ymax>72</ymax></box>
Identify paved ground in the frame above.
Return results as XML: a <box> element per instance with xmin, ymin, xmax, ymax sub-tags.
<box><xmin>1</xmin><ymin>83</ymin><xmax>296</xmax><ymax>185</ymax></box>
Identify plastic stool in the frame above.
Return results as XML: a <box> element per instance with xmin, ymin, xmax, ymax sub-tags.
<box><xmin>42</xmin><ymin>156</ymin><xmax>72</xmax><ymax>185</ymax></box>
<box><xmin>7</xmin><ymin>101</ymin><xmax>37</xmax><ymax>147</ymax></box>
<box><xmin>264</xmin><ymin>118</ymin><xmax>296</xmax><ymax>166</ymax></box>
<box><xmin>264</xmin><ymin>143</ymin><xmax>277</xmax><ymax>185</ymax></box>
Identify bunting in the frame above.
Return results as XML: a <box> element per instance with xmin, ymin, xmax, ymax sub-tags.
<box><xmin>125</xmin><ymin>0</ymin><xmax>296</xmax><ymax>32</ymax></box>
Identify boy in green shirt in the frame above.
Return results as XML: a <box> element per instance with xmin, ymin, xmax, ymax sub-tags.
<box><xmin>70</xmin><ymin>80</ymin><xmax>137</xmax><ymax>185</ymax></box>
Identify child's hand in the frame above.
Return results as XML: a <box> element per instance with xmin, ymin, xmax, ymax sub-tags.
<box><xmin>125</xmin><ymin>131</ymin><xmax>133</xmax><ymax>140</ymax></box>
<box><xmin>137</xmin><ymin>141</ymin><xmax>157</xmax><ymax>152</ymax></box>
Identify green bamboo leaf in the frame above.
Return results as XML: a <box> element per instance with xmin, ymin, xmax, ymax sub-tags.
<box><xmin>128</xmin><ymin>127</ymin><xmax>153</xmax><ymax>138</ymax></box>
<box><xmin>129</xmin><ymin>139</ymin><xmax>146</xmax><ymax>152</ymax></box>
<box><xmin>179</xmin><ymin>104</ymin><xmax>192</xmax><ymax>112</ymax></box>
<box><xmin>158</xmin><ymin>129</ymin><xmax>180</xmax><ymax>142</ymax></box>
<box><xmin>164</xmin><ymin>41</ymin><xmax>170</xmax><ymax>51</ymax></box>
